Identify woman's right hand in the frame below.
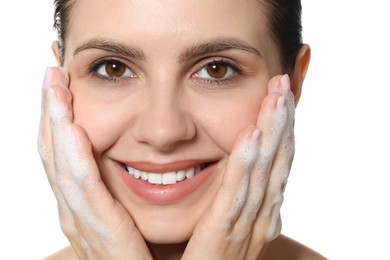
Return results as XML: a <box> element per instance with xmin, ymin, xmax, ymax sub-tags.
<box><xmin>38</xmin><ymin>67</ymin><xmax>153</xmax><ymax>260</ymax></box>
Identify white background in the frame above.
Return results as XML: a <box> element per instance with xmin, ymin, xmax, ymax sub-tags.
<box><xmin>1</xmin><ymin>1</ymin><xmax>389</xmax><ymax>259</ymax></box>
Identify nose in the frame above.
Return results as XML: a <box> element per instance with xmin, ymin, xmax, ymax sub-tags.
<box><xmin>133</xmin><ymin>87</ymin><xmax>196</xmax><ymax>151</ymax></box>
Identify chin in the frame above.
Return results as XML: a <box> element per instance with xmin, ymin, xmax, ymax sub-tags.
<box><xmin>102</xmin><ymin>158</ymin><xmax>224</xmax><ymax>244</ymax></box>
<box><xmin>136</xmin><ymin>214</ymin><xmax>197</xmax><ymax>244</ymax></box>
<box><xmin>130</xmin><ymin>194</ymin><xmax>216</xmax><ymax>245</ymax></box>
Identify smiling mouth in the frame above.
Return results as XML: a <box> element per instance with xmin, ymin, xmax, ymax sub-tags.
<box><xmin>124</xmin><ymin>163</ymin><xmax>214</xmax><ymax>185</ymax></box>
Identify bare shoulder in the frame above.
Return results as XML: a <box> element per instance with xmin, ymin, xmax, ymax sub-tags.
<box><xmin>261</xmin><ymin>234</ymin><xmax>327</xmax><ymax>260</ymax></box>
<box><xmin>43</xmin><ymin>246</ymin><xmax>78</xmax><ymax>260</ymax></box>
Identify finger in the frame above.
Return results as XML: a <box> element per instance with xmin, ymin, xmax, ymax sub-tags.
<box><xmin>38</xmin><ymin>67</ymin><xmax>72</xmax><ymax>212</ymax></box>
<box><xmin>251</xmin><ymin>75</ymin><xmax>295</xmax><ymax>242</ymax></box>
<box><xmin>36</xmin><ymin>67</ymin><xmax>76</xmax><ymax>237</ymax></box>
<box><xmin>183</xmin><ymin>77</ymin><xmax>290</xmax><ymax>259</ymax></box>
<box><xmin>259</xmin><ymin>75</ymin><xmax>294</xmax><ymax>192</ymax></box>
<box><xmin>260</xmin><ymin>75</ymin><xmax>295</xmax><ymax>240</ymax></box>
<box><xmin>206</xmin><ymin>126</ymin><xmax>261</xmax><ymax>232</ymax></box>
<box><xmin>47</xmin><ymin>83</ymin><xmax>113</xmax><ymax>225</ymax></box>
<box><xmin>183</xmin><ymin>126</ymin><xmax>261</xmax><ymax>259</ymax></box>
<box><xmin>194</xmin><ymin>127</ymin><xmax>260</xmax><ymax>238</ymax></box>
<box><xmin>38</xmin><ymin>67</ymin><xmax>69</xmax><ymax>187</ymax></box>
<box><xmin>39</xmin><ymin>67</ymin><xmax>77</xmax><ymax>233</ymax></box>
<box><xmin>48</xmin><ymin>85</ymin><xmax>151</xmax><ymax>258</ymax></box>
<box><xmin>222</xmin><ymin>75</ymin><xmax>289</xmax><ymax>248</ymax></box>
<box><xmin>243</xmin><ymin>75</ymin><xmax>289</xmax><ymax>210</ymax></box>
<box><xmin>231</xmin><ymin>86</ymin><xmax>288</xmax><ymax>242</ymax></box>
<box><xmin>205</xmin><ymin>75</ymin><xmax>290</xmax><ymax>240</ymax></box>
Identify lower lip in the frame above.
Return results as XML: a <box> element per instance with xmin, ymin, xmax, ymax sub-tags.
<box><xmin>116</xmin><ymin>163</ymin><xmax>218</xmax><ymax>205</ymax></box>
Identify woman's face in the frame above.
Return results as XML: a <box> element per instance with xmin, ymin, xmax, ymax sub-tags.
<box><xmin>60</xmin><ymin>0</ymin><xmax>283</xmax><ymax>244</ymax></box>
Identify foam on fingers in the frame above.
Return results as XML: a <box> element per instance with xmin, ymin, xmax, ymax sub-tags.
<box><xmin>38</xmin><ymin>67</ymin><xmax>69</xmax><ymax>160</ymax></box>
<box><xmin>222</xmin><ymin>126</ymin><xmax>261</xmax><ymax>231</ymax></box>
<box><xmin>43</xmin><ymin>67</ymin><xmax>69</xmax><ymax>90</ymax></box>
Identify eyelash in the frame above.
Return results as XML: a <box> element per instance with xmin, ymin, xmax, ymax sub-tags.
<box><xmin>192</xmin><ymin>58</ymin><xmax>243</xmax><ymax>85</ymax></box>
<box><xmin>87</xmin><ymin>57</ymin><xmax>243</xmax><ymax>85</ymax></box>
<box><xmin>87</xmin><ymin>57</ymin><xmax>135</xmax><ymax>83</ymax></box>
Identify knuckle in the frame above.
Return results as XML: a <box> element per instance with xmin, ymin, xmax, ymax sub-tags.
<box><xmin>59</xmin><ymin>214</ymin><xmax>77</xmax><ymax>237</ymax></box>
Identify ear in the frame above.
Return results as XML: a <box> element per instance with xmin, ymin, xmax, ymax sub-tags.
<box><xmin>290</xmin><ymin>44</ymin><xmax>311</xmax><ymax>107</ymax></box>
<box><xmin>52</xmin><ymin>41</ymin><xmax>61</xmax><ymax>66</ymax></box>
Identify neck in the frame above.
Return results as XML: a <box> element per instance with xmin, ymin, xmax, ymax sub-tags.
<box><xmin>147</xmin><ymin>241</ymin><xmax>188</xmax><ymax>260</ymax></box>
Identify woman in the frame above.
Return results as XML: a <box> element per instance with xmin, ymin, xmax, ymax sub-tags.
<box><xmin>39</xmin><ymin>0</ymin><xmax>324</xmax><ymax>259</ymax></box>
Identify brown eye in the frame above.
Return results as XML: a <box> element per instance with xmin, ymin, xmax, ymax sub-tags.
<box><xmin>93</xmin><ymin>59</ymin><xmax>135</xmax><ymax>80</ymax></box>
<box><xmin>193</xmin><ymin>60</ymin><xmax>236</xmax><ymax>83</ymax></box>
<box><xmin>206</xmin><ymin>63</ymin><xmax>228</xmax><ymax>78</ymax></box>
<box><xmin>105</xmin><ymin>61</ymin><xmax>127</xmax><ymax>77</ymax></box>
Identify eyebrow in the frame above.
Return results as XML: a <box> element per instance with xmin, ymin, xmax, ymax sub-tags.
<box><xmin>73</xmin><ymin>38</ymin><xmax>146</xmax><ymax>61</ymax></box>
<box><xmin>73</xmin><ymin>37</ymin><xmax>261</xmax><ymax>62</ymax></box>
<box><xmin>179</xmin><ymin>38</ymin><xmax>262</xmax><ymax>62</ymax></box>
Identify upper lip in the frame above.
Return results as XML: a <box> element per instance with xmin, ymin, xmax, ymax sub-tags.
<box><xmin>120</xmin><ymin>159</ymin><xmax>218</xmax><ymax>173</ymax></box>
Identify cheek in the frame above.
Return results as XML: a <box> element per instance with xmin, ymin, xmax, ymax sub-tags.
<box><xmin>70</xmin><ymin>85</ymin><xmax>135</xmax><ymax>155</ymax></box>
<box><xmin>72</xmin><ymin>101</ymin><xmax>119</xmax><ymax>153</ymax></box>
<box><xmin>191</xmin><ymin>88</ymin><xmax>267</xmax><ymax>153</ymax></box>
<box><xmin>70</xmin><ymin>79</ymin><xmax>268</xmax><ymax>155</ymax></box>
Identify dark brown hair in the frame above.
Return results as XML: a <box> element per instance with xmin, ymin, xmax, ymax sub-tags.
<box><xmin>260</xmin><ymin>0</ymin><xmax>303</xmax><ymax>73</ymax></box>
<box><xmin>53</xmin><ymin>0</ymin><xmax>302</xmax><ymax>73</ymax></box>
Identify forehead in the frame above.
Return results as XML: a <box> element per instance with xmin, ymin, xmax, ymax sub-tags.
<box><xmin>66</xmin><ymin>0</ymin><xmax>276</xmax><ymax>60</ymax></box>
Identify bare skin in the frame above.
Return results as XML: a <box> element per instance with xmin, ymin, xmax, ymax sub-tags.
<box><xmin>39</xmin><ymin>68</ymin><xmax>322</xmax><ymax>259</ymax></box>
<box><xmin>45</xmin><ymin>235</ymin><xmax>326</xmax><ymax>260</ymax></box>
<box><xmin>38</xmin><ymin>0</ymin><xmax>324</xmax><ymax>259</ymax></box>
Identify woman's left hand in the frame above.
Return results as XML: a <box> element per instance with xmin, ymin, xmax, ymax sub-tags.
<box><xmin>182</xmin><ymin>75</ymin><xmax>295</xmax><ymax>260</ymax></box>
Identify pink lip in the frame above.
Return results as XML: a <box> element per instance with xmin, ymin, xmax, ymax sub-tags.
<box><xmin>114</xmin><ymin>160</ymin><xmax>218</xmax><ymax>205</ymax></box>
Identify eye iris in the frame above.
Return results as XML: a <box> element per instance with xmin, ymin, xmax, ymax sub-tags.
<box><xmin>105</xmin><ymin>61</ymin><xmax>126</xmax><ymax>77</ymax></box>
<box><xmin>207</xmin><ymin>63</ymin><xmax>227</xmax><ymax>78</ymax></box>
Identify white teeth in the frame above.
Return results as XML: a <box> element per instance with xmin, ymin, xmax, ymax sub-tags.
<box><xmin>125</xmin><ymin>165</ymin><xmax>205</xmax><ymax>185</ymax></box>
<box><xmin>148</xmin><ymin>173</ymin><xmax>162</xmax><ymax>184</ymax></box>
<box><xmin>163</xmin><ymin>172</ymin><xmax>177</xmax><ymax>185</ymax></box>
<box><xmin>176</xmin><ymin>170</ymin><xmax>186</xmax><ymax>182</ymax></box>
<box><xmin>185</xmin><ymin>168</ymin><xmax>194</xmax><ymax>179</ymax></box>
<box><xmin>134</xmin><ymin>169</ymin><xmax>141</xmax><ymax>179</ymax></box>
<box><xmin>141</xmin><ymin>172</ymin><xmax>148</xmax><ymax>181</ymax></box>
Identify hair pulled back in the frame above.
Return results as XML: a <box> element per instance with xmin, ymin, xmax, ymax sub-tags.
<box><xmin>53</xmin><ymin>0</ymin><xmax>302</xmax><ymax>73</ymax></box>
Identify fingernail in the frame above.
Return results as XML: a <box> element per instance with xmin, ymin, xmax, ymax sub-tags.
<box><xmin>281</xmin><ymin>74</ymin><xmax>290</xmax><ymax>94</ymax></box>
<box><xmin>44</xmin><ymin>67</ymin><xmax>68</xmax><ymax>89</ymax></box>
<box><xmin>48</xmin><ymin>85</ymin><xmax>63</xmax><ymax>102</ymax></box>
<box><xmin>48</xmin><ymin>86</ymin><xmax>57</xmax><ymax>100</ymax></box>
<box><xmin>277</xmin><ymin>95</ymin><xmax>286</xmax><ymax>109</ymax></box>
